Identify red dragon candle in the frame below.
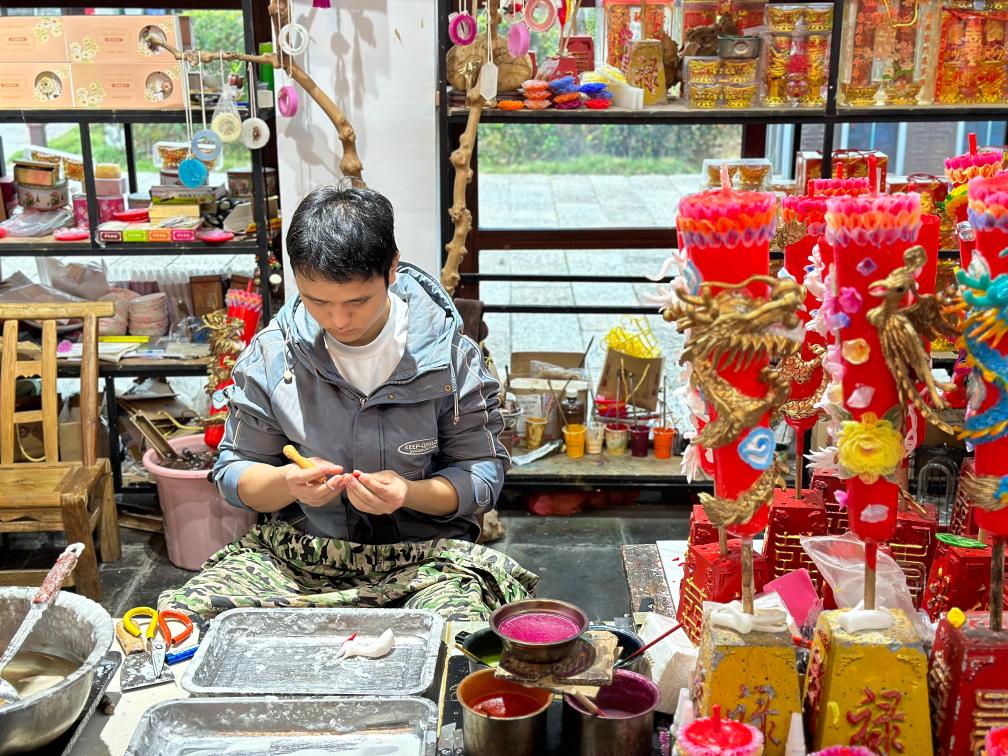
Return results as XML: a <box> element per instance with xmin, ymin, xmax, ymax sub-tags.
<box><xmin>671</xmin><ymin>169</ymin><xmax>803</xmax><ymax>612</ymax></box>
<box><xmin>958</xmin><ymin>166</ymin><xmax>1008</xmax><ymax>629</ymax></box>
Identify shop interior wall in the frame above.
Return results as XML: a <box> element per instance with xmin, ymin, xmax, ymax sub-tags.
<box><xmin>277</xmin><ymin>0</ymin><xmax>439</xmax><ymax>291</ymax></box>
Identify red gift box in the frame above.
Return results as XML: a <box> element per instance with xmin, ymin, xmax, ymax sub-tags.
<box><xmin>949</xmin><ymin>457</ymin><xmax>981</xmax><ymax>538</ymax></box>
<box><xmin>811</xmin><ymin>474</ymin><xmax>848</xmax><ymax>535</ymax></box>
<box><xmin>763</xmin><ymin>487</ymin><xmax>827</xmax><ymax>590</ymax></box>
<box><xmin>565</xmin><ymin>36</ymin><xmax>595</xmax><ymax>75</ymax></box>
<box><xmin>688</xmin><ymin>504</ymin><xmax>719</xmax><ymax>547</ymax></box>
<box><xmin>930</xmin><ymin>611</ymin><xmax>1008</xmax><ymax>756</ymax></box>
<box><xmin>677</xmin><ymin>539</ymin><xmax>770</xmax><ymax>645</ymax></box>
<box><xmin>922</xmin><ymin>537</ymin><xmax>1008</xmax><ymax>621</ymax></box>
<box><xmin>892</xmin><ymin>504</ymin><xmax>939</xmax><ymax>608</ymax></box>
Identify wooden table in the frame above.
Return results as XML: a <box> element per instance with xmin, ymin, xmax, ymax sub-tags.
<box><xmin>506</xmin><ymin>451</ymin><xmax>709</xmax><ymax>493</ymax></box>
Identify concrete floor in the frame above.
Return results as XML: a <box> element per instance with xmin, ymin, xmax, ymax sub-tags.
<box><xmin>1</xmin><ymin>508</ymin><xmax>690</xmax><ymax>621</ymax></box>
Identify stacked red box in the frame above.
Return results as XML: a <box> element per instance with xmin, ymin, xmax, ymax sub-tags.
<box><xmin>763</xmin><ymin>487</ymin><xmax>827</xmax><ymax>590</ymax></box>
<box><xmin>688</xmin><ymin>504</ymin><xmax>719</xmax><ymax>546</ymax></box>
<box><xmin>922</xmin><ymin>536</ymin><xmax>1008</xmax><ymax>621</ymax></box>
<box><xmin>677</xmin><ymin>539</ymin><xmax>770</xmax><ymax>645</ymax></box>
<box><xmin>811</xmin><ymin>474</ymin><xmax>848</xmax><ymax>535</ymax></box>
<box><xmin>891</xmin><ymin>504</ymin><xmax>939</xmax><ymax>608</ymax></box>
<box><xmin>929</xmin><ymin>611</ymin><xmax>1008</xmax><ymax>755</ymax></box>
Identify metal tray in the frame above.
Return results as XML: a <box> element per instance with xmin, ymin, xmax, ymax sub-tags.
<box><xmin>181</xmin><ymin>608</ymin><xmax>444</xmax><ymax>697</ymax></box>
<box><xmin>125</xmin><ymin>696</ymin><xmax>438</xmax><ymax>755</ymax></box>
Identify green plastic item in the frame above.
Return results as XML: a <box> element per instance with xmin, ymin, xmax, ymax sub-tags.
<box><xmin>259</xmin><ymin>42</ymin><xmax>275</xmax><ymax>91</ymax></box>
<box><xmin>936</xmin><ymin>533</ymin><xmax>987</xmax><ymax>549</ymax></box>
<box><xmin>123</xmin><ymin>229</ymin><xmax>149</xmax><ymax>243</ymax></box>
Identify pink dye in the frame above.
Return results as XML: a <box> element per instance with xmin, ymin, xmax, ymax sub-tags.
<box><xmin>498</xmin><ymin>612</ymin><xmax>580</xmax><ymax>643</ymax></box>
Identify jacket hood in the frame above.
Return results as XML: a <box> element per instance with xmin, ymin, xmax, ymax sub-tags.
<box><xmin>275</xmin><ymin>262</ymin><xmax>463</xmax><ymax>389</ymax></box>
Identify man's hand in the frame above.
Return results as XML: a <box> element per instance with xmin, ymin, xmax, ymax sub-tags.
<box><xmin>343</xmin><ymin>470</ymin><xmax>409</xmax><ymax>516</ymax></box>
<box><xmin>284</xmin><ymin>457</ymin><xmax>346</xmax><ymax>507</ymax></box>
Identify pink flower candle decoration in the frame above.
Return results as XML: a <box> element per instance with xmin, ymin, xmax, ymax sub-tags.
<box><xmin>677</xmin><ymin>704</ymin><xmax>764</xmax><ymax>756</ymax></box>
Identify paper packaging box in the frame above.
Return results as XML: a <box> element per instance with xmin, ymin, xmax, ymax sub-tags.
<box><xmin>597</xmin><ymin>347</ymin><xmax>664</xmax><ymax>412</ymax></box>
<box><xmin>59</xmin><ymin>393</ymin><xmax>109</xmax><ymax>463</ymax></box>
<box><xmin>510</xmin><ymin>351</ymin><xmax>590</xmax><ymax>442</ymax></box>
<box><xmin>0</xmin><ymin>16</ymin><xmax>67</xmax><ymax>63</ymax></box>
<box><xmin>70</xmin><ymin>63</ymin><xmax>183</xmax><ymax>109</ymax></box>
<box><xmin>0</xmin><ymin>63</ymin><xmax>74</xmax><ymax>110</ymax></box>
<box><xmin>63</xmin><ymin>15</ymin><xmax>191</xmax><ymax>64</ymax></box>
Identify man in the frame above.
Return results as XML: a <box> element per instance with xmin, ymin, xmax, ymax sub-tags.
<box><xmin>160</xmin><ymin>184</ymin><xmax>536</xmax><ymax>620</ymax></box>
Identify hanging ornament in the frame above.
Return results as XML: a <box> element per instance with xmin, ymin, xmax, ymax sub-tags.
<box><xmin>190</xmin><ymin>59</ymin><xmax>222</xmax><ymax>163</ymax></box>
<box><xmin>241</xmin><ymin>60</ymin><xmax>271</xmax><ymax>149</ymax></box>
<box><xmin>523</xmin><ymin>0</ymin><xmax>557</xmax><ymax>32</ymax></box>
<box><xmin>178</xmin><ymin>52</ymin><xmax>208</xmax><ymax>189</ymax></box>
<box><xmin>211</xmin><ymin>52</ymin><xmax>242</xmax><ymax>143</ymax></box>
<box><xmin>278</xmin><ymin>83</ymin><xmax>299</xmax><ymax>117</ymax></box>
<box><xmin>275</xmin><ymin>2</ymin><xmax>299</xmax><ymax>118</ymax></box>
<box><xmin>478</xmin><ymin>10</ymin><xmax>498</xmax><ymax>101</ymax></box>
<box><xmin>449</xmin><ymin>12</ymin><xmax>478</xmax><ymax>45</ymax></box>
<box><xmin>508</xmin><ymin>21</ymin><xmax>530</xmax><ymax>57</ymax></box>
<box><xmin>278</xmin><ymin>22</ymin><xmax>310</xmax><ymax>56</ymax></box>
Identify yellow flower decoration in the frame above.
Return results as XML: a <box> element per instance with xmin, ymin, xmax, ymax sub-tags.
<box><xmin>836</xmin><ymin>411</ymin><xmax>904</xmax><ymax>484</ymax></box>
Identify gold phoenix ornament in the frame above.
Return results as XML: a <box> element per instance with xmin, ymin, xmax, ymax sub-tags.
<box><xmin>671</xmin><ymin>275</ymin><xmax>805</xmax><ymax>450</ymax></box>
<box><xmin>866</xmin><ymin>245</ymin><xmax>963</xmax><ymax>435</ymax></box>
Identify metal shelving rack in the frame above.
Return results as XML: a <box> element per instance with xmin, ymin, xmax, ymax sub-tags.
<box><xmin>437</xmin><ymin>0</ymin><xmax>1008</xmax><ymax>312</ymax></box>
<box><xmin>0</xmin><ymin>0</ymin><xmax>278</xmax><ymax>500</ymax></box>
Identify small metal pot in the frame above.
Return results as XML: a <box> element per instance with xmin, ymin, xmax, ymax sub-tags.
<box><xmin>459</xmin><ymin>668</ymin><xmax>552</xmax><ymax>756</ymax></box>
<box><xmin>459</xmin><ymin>627</ymin><xmax>504</xmax><ymax>674</ymax></box>
<box><xmin>490</xmin><ymin>599</ymin><xmax>589</xmax><ymax>665</ymax></box>
<box><xmin>587</xmin><ymin>625</ymin><xmax>646</xmax><ymax>674</ymax></box>
<box><xmin>718</xmin><ymin>35</ymin><xmax>762</xmax><ymax>59</ymax></box>
<box><xmin>563</xmin><ymin>670</ymin><xmax>660</xmax><ymax>756</ymax></box>
<box><xmin>0</xmin><ymin>587</ymin><xmax>114</xmax><ymax>754</ymax></box>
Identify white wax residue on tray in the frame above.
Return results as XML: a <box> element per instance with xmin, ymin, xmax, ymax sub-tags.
<box><xmin>172</xmin><ymin>733</ymin><xmax>420</xmax><ymax>756</ymax></box>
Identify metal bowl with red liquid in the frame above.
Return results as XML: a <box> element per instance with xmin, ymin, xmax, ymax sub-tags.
<box><xmin>490</xmin><ymin>599</ymin><xmax>589</xmax><ymax>664</ymax></box>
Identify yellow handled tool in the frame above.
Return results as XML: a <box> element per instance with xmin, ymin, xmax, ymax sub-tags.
<box><xmin>283</xmin><ymin>444</ymin><xmax>327</xmax><ymax>484</ymax></box>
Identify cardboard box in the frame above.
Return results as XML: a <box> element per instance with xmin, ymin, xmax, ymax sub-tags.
<box><xmin>70</xmin><ymin>63</ymin><xmax>183</xmax><ymax>109</ymax></box>
<box><xmin>510</xmin><ymin>351</ymin><xmax>590</xmax><ymax>442</ymax></box>
<box><xmin>59</xmin><ymin>393</ymin><xmax>110</xmax><ymax>462</ymax></box>
<box><xmin>597</xmin><ymin>347</ymin><xmax>664</xmax><ymax>412</ymax></box>
<box><xmin>0</xmin><ymin>16</ymin><xmax>67</xmax><ymax>62</ymax></box>
<box><xmin>0</xmin><ymin>63</ymin><xmax>74</xmax><ymax>110</ymax></box>
<box><xmin>64</xmin><ymin>15</ymin><xmax>191</xmax><ymax>65</ymax></box>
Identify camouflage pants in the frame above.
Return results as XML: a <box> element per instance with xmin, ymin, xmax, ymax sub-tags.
<box><xmin>158</xmin><ymin>521</ymin><xmax>538</xmax><ymax>621</ymax></box>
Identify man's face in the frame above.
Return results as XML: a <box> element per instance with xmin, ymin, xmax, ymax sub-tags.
<box><xmin>296</xmin><ymin>267</ymin><xmax>396</xmax><ymax>346</ymax></box>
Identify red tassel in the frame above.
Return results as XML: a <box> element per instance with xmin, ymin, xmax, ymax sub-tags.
<box><xmin>313</xmin><ymin>0</ymin><xmax>331</xmax><ymax>7</ymax></box>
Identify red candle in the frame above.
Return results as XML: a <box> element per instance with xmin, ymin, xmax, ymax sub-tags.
<box><xmin>677</xmin><ymin>175</ymin><xmax>778</xmax><ymax>537</ymax></box>
<box><xmin>961</xmin><ymin>170</ymin><xmax>1008</xmax><ymax>537</ymax></box>
<box><xmin>826</xmin><ymin>193</ymin><xmax>922</xmax><ymax>545</ymax></box>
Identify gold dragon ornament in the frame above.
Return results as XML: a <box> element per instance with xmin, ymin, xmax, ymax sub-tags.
<box><xmin>866</xmin><ymin>245</ymin><xmax>963</xmax><ymax>436</ymax></box>
<box><xmin>669</xmin><ymin>274</ymin><xmax>805</xmax><ymax>527</ymax></box>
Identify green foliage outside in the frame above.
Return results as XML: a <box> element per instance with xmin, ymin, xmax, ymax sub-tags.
<box><xmin>478</xmin><ymin>123</ymin><xmax>742</xmax><ymax>175</ymax></box>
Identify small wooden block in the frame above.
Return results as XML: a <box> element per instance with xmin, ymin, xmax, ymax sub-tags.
<box><xmin>692</xmin><ymin>613</ymin><xmax>802</xmax><ymax>756</ymax></box>
<box><xmin>804</xmin><ymin>609</ymin><xmax>933</xmax><ymax>755</ymax></box>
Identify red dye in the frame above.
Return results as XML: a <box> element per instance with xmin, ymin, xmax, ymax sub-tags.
<box><xmin>498</xmin><ymin>612</ymin><xmax>580</xmax><ymax>643</ymax></box>
<box><xmin>471</xmin><ymin>692</ymin><xmax>544</xmax><ymax>718</ymax></box>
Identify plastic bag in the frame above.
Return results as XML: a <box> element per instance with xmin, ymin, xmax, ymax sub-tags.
<box><xmin>36</xmin><ymin>257</ymin><xmax>109</xmax><ymax>300</ymax></box>
<box><xmin>801</xmin><ymin>531</ymin><xmax>932</xmax><ymax>640</ymax></box>
<box><xmin>0</xmin><ymin>208</ymin><xmax>74</xmax><ymax>237</ymax></box>
<box><xmin>528</xmin><ymin>360</ymin><xmax>588</xmax><ymax>381</ymax></box>
<box><xmin>211</xmin><ymin>85</ymin><xmax>243</xmax><ymax>143</ymax></box>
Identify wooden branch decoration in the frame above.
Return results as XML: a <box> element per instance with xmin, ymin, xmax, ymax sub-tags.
<box><xmin>149</xmin><ymin>24</ymin><xmax>365</xmax><ymax>186</ymax></box>
<box><xmin>441</xmin><ymin>0</ymin><xmax>501</xmax><ymax>296</ymax></box>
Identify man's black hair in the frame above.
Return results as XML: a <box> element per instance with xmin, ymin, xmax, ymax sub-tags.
<box><xmin>286</xmin><ymin>182</ymin><xmax>398</xmax><ymax>283</ymax></box>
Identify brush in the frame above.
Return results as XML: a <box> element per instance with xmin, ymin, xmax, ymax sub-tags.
<box><xmin>614</xmin><ymin>623</ymin><xmax>683</xmax><ymax>669</ymax></box>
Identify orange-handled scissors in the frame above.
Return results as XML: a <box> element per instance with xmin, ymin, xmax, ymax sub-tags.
<box><xmin>123</xmin><ymin>607</ymin><xmax>194</xmax><ymax>677</ymax></box>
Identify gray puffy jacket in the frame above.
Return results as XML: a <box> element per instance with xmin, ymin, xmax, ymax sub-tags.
<box><xmin>211</xmin><ymin>262</ymin><xmax>509</xmax><ymax>543</ymax></box>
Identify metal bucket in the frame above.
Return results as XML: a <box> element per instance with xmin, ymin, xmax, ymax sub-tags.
<box><xmin>489</xmin><ymin>599</ymin><xmax>589</xmax><ymax>664</ymax></box>
<box><xmin>458</xmin><ymin>668</ymin><xmax>552</xmax><ymax>756</ymax></box>
<box><xmin>0</xmin><ymin>587</ymin><xmax>113</xmax><ymax>754</ymax></box>
<box><xmin>562</xmin><ymin>669</ymin><xmax>660</xmax><ymax>756</ymax></box>
<box><xmin>459</xmin><ymin>627</ymin><xmax>504</xmax><ymax>674</ymax></box>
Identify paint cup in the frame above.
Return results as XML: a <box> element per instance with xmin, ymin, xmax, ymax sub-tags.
<box><xmin>604</xmin><ymin>423</ymin><xmax>629</xmax><ymax>456</ymax></box>
<box><xmin>563</xmin><ymin>669</ymin><xmax>660</xmax><ymax>756</ymax></box>
<box><xmin>460</xmin><ymin>626</ymin><xmax>504</xmax><ymax>673</ymax></box>
<box><xmin>525</xmin><ymin>416</ymin><xmax>547</xmax><ymax>451</ymax></box>
<box><xmin>585</xmin><ymin>422</ymin><xmax>606</xmax><ymax>454</ymax></box>
<box><xmin>629</xmin><ymin>425</ymin><xmax>650</xmax><ymax>457</ymax></box>
<box><xmin>563</xmin><ymin>423</ymin><xmax>586</xmax><ymax>459</ymax></box>
<box><xmin>459</xmin><ymin>667</ymin><xmax>552</xmax><ymax>756</ymax></box>
<box><xmin>653</xmin><ymin>427</ymin><xmax>675</xmax><ymax>460</ymax></box>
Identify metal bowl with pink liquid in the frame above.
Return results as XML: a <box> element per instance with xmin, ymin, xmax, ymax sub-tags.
<box><xmin>490</xmin><ymin>599</ymin><xmax>589</xmax><ymax>664</ymax></box>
